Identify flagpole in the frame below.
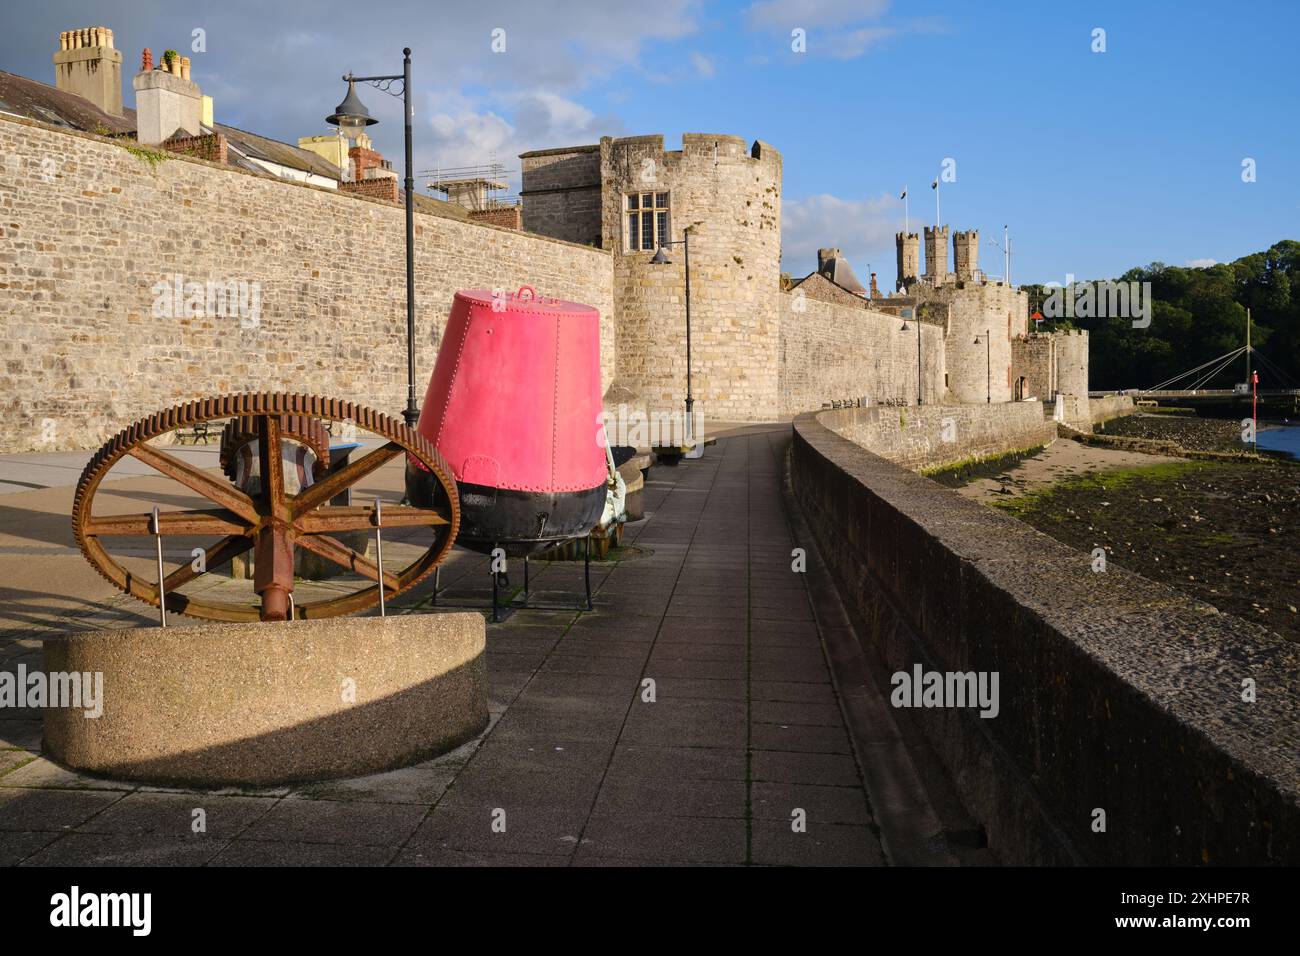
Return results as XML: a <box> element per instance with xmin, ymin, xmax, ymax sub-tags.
<box><xmin>903</xmin><ymin>187</ymin><xmax>909</xmax><ymax>236</ymax></box>
<box><xmin>933</xmin><ymin>179</ymin><xmax>940</xmax><ymax>227</ymax></box>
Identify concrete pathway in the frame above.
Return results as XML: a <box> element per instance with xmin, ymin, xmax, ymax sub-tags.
<box><xmin>0</xmin><ymin>426</ymin><xmax>957</xmax><ymax>866</ymax></box>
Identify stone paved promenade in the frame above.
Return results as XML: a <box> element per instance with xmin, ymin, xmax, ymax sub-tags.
<box><xmin>0</xmin><ymin>426</ymin><xmax>964</xmax><ymax>866</ymax></box>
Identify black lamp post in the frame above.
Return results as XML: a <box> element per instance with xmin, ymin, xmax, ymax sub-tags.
<box><xmin>973</xmin><ymin>329</ymin><xmax>990</xmax><ymax>403</ymax></box>
<box><xmin>650</xmin><ymin>230</ymin><xmax>695</xmax><ymax>443</ymax></box>
<box><xmin>900</xmin><ymin>311</ymin><xmax>923</xmax><ymax>405</ymax></box>
<box><xmin>328</xmin><ymin>48</ymin><xmax>420</xmax><ymax>428</ymax></box>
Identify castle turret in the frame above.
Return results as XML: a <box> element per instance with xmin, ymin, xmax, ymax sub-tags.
<box><xmin>953</xmin><ymin>229</ymin><xmax>979</xmax><ymax>282</ymax></box>
<box><xmin>599</xmin><ymin>133</ymin><xmax>783</xmax><ymax>421</ymax></box>
<box><xmin>895</xmin><ymin>231</ymin><xmax>919</xmax><ymax>291</ymax></box>
<box><xmin>924</xmin><ymin>225</ymin><xmax>949</xmax><ymax>284</ymax></box>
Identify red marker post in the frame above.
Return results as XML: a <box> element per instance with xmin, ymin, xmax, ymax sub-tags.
<box><xmin>1253</xmin><ymin>370</ymin><xmax>1259</xmax><ymax>447</ymax></box>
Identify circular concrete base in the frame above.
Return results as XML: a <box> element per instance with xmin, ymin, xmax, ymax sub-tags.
<box><xmin>42</xmin><ymin>613</ymin><xmax>487</xmax><ymax>787</ymax></box>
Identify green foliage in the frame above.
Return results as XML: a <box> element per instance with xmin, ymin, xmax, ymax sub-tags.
<box><xmin>1077</xmin><ymin>241</ymin><xmax>1300</xmax><ymax>390</ymax></box>
<box><xmin>123</xmin><ymin>143</ymin><xmax>170</xmax><ymax>170</ymax></box>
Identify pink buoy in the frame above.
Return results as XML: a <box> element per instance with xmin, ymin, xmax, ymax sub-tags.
<box><xmin>406</xmin><ymin>287</ymin><xmax>607</xmax><ymax>555</ymax></box>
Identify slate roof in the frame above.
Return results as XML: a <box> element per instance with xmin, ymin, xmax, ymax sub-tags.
<box><xmin>1</xmin><ymin>68</ymin><xmax>473</xmax><ymax>220</ymax></box>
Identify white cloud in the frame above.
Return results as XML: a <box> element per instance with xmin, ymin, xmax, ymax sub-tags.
<box><xmin>690</xmin><ymin>51</ymin><xmax>716</xmax><ymax>78</ymax></box>
<box><xmin>823</xmin><ymin>26</ymin><xmax>897</xmax><ymax>59</ymax></box>
<box><xmin>782</xmin><ymin>192</ymin><xmax>898</xmax><ymax>277</ymax></box>
<box><xmin>1185</xmin><ymin>257</ymin><xmax>1218</xmax><ymax>268</ymax></box>
<box><xmin>743</xmin><ymin>1</ymin><xmax>941</xmax><ymax>59</ymax></box>
<box><xmin>420</xmin><ymin>90</ymin><xmax>622</xmax><ymax>189</ymax></box>
<box><xmin>746</xmin><ymin>0</ymin><xmax>891</xmax><ymax>31</ymax></box>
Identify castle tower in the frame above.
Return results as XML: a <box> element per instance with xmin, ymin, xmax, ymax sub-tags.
<box><xmin>924</xmin><ymin>225</ymin><xmax>949</xmax><ymax>284</ymax></box>
<box><xmin>953</xmin><ymin>229</ymin><xmax>979</xmax><ymax>282</ymax></box>
<box><xmin>599</xmin><ymin>133</ymin><xmax>783</xmax><ymax>421</ymax></box>
<box><xmin>895</xmin><ymin>232</ymin><xmax>919</xmax><ymax>291</ymax></box>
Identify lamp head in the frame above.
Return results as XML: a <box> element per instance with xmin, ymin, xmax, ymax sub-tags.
<box><xmin>327</xmin><ymin>79</ymin><xmax>378</xmax><ymax>140</ymax></box>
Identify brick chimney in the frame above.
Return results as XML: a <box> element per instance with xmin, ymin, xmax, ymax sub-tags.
<box><xmin>53</xmin><ymin>26</ymin><xmax>123</xmax><ymax>116</ymax></box>
<box><xmin>869</xmin><ymin>272</ymin><xmax>879</xmax><ymax>298</ymax></box>
<box><xmin>133</xmin><ymin>47</ymin><xmax>203</xmax><ymax>145</ymax></box>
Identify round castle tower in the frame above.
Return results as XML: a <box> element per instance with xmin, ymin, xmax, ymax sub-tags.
<box><xmin>1055</xmin><ymin>328</ymin><xmax>1090</xmax><ymax>398</ymax></box>
<box><xmin>601</xmin><ymin>134</ymin><xmax>783</xmax><ymax>421</ymax></box>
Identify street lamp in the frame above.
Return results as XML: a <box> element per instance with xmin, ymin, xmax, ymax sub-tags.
<box><xmin>650</xmin><ymin>230</ymin><xmax>696</xmax><ymax>444</ymax></box>
<box><xmin>900</xmin><ymin>311</ymin><xmax>923</xmax><ymax>405</ymax></box>
<box><xmin>973</xmin><ymin>330</ymin><xmax>991</xmax><ymax>403</ymax></box>
<box><xmin>328</xmin><ymin>49</ymin><xmax>420</xmax><ymax>428</ymax></box>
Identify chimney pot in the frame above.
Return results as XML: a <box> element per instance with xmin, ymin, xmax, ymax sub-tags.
<box><xmin>54</xmin><ymin>24</ymin><xmax>124</xmax><ymax>114</ymax></box>
<box><xmin>181</xmin><ymin>56</ymin><xmax>190</xmax><ymax>81</ymax></box>
<box><xmin>142</xmin><ymin>47</ymin><xmax>152</xmax><ymax>71</ymax></box>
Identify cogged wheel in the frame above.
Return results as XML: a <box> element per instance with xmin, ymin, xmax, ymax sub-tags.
<box><xmin>72</xmin><ymin>393</ymin><xmax>460</xmax><ymax>621</ymax></box>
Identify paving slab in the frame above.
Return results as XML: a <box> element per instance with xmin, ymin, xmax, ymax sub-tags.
<box><xmin>238</xmin><ymin>799</ymin><xmax>426</xmax><ymax>847</ymax></box>
<box><xmin>0</xmin><ymin>427</ymin><xmax>957</xmax><ymax>866</ymax></box>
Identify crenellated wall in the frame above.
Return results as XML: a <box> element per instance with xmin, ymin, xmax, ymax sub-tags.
<box><xmin>600</xmin><ymin>133</ymin><xmax>783</xmax><ymax>420</ymax></box>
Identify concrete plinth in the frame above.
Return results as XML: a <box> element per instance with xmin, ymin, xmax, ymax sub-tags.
<box><xmin>41</xmin><ymin>613</ymin><xmax>487</xmax><ymax>787</ymax></box>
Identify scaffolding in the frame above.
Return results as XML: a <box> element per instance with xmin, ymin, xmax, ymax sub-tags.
<box><xmin>420</xmin><ymin>162</ymin><xmax>519</xmax><ymax>212</ymax></box>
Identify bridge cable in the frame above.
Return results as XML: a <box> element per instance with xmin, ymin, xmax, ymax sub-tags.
<box><xmin>1142</xmin><ymin>347</ymin><xmax>1244</xmax><ymax>392</ymax></box>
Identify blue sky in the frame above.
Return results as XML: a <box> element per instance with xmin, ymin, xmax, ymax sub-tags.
<box><xmin>3</xmin><ymin>0</ymin><xmax>1296</xmax><ymax>285</ymax></box>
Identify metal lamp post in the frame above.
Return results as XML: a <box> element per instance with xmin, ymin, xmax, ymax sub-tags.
<box><xmin>974</xmin><ymin>330</ymin><xmax>990</xmax><ymax>403</ymax></box>
<box><xmin>900</xmin><ymin>312</ymin><xmax>923</xmax><ymax>405</ymax></box>
<box><xmin>650</xmin><ymin>231</ymin><xmax>695</xmax><ymax>443</ymax></box>
<box><xmin>328</xmin><ymin>49</ymin><xmax>420</xmax><ymax>428</ymax></box>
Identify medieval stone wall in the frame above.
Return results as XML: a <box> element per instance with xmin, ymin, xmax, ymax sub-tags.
<box><xmin>600</xmin><ymin>134</ymin><xmax>783</xmax><ymax>421</ymax></box>
<box><xmin>519</xmin><ymin>145</ymin><xmax>602</xmax><ymax>247</ymax></box>
<box><xmin>912</xmin><ymin>282</ymin><xmax>1028</xmax><ymax>405</ymax></box>
<box><xmin>778</xmin><ymin>290</ymin><xmax>946</xmax><ymax>418</ymax></box>
<box><xmin>0</xmin><ymin>114</ymin><xmax>615</xmax><ymax>452</ymax></box>
<box><xmin>1011</xmin><ymin>332</ymin><xmax>1057</xmax><ymax>401</ymax></box>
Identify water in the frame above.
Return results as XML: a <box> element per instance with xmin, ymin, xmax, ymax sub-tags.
<box><xmin>1256</xmin><ymin>424</ymin><xmax>1300</xmax><ymax>460</ymax></box>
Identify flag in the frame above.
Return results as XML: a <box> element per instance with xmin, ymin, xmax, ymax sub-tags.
<box><xmin>931</xmin><ymin>179</ymin><xmax>938</xmax><ymax>189</ymax></box>
<box><xmin>899</xmin><ymin>187</ymin><xmax>907</xmax><ymax>199</ymax></box>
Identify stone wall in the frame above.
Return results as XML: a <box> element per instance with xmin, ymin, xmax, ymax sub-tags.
<box><xmin>932</xmin><ymin>283</ymin><xmax>1028</xmax><ymax>405</ymax></box>
<box><xmin>823</xmin><ymin>401</ymin><xmax>1055</xmax><ymax>472</ymax></box>
<box><xmin>0</xmin><ymin>114</ymin><xmax>614</xmax><ymax>452</ymax></box>
<box><xmin>778</xmin><ymin>290</ymin><xmax>946</xmax><ymax>418</ymax></box>
<box><xmin>601</xmin><ymin>134</ymin><xmax>783</xmax><ymax>421</ymax></box>
<box><xmin>519</xmin><ymin>145</ymin><xmax>602</xmax><ymax>247</ymax></box>
<box><xmin>1089</xmin><ymin>393</ymin><xmax>1135</xmax><ymax>424</ymax></box>
<box><xmin>792</xmin><ymin>408</ymin><xmax>1300</xmax><ymax>865</ymax></box>
<box><xmin>1011</xmin><ymin>332</ymin><xmax>1056</xmax><ymax>401</ymax></box>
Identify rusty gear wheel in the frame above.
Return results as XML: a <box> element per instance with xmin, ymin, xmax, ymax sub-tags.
<box><xmin>72</xmin><ymin>393</ymin><xmax>460</xmax><ymax>622</ymax></box>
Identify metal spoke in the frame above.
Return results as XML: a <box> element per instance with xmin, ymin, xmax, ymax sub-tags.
<box><xmin>295</xmin><ymin>532</ymin><xmax>401</xmax><ymax>591</ymax></box>
<box><xmin>297</xmin><ymin>504</ymin><xmax>448</xmax><ymax>534</ymax></box>
<box><xmin>161</xmin><ymin>534</ymin><xmax>254</xmax><ymax>590</ymax></box>
<box><xmin>127</xmin><ymin>442</ymin><xmax>260</xmax><ymax>523</ymax></box>
<box><xmin>290</xmin><ymin>442</ymin><xmax>404</xmax><ymax>518</ymax></box>
<box><xmin>84</xmin><ymin>509</ymin><xmax>254</xmax><ymax>537</ymax></box>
